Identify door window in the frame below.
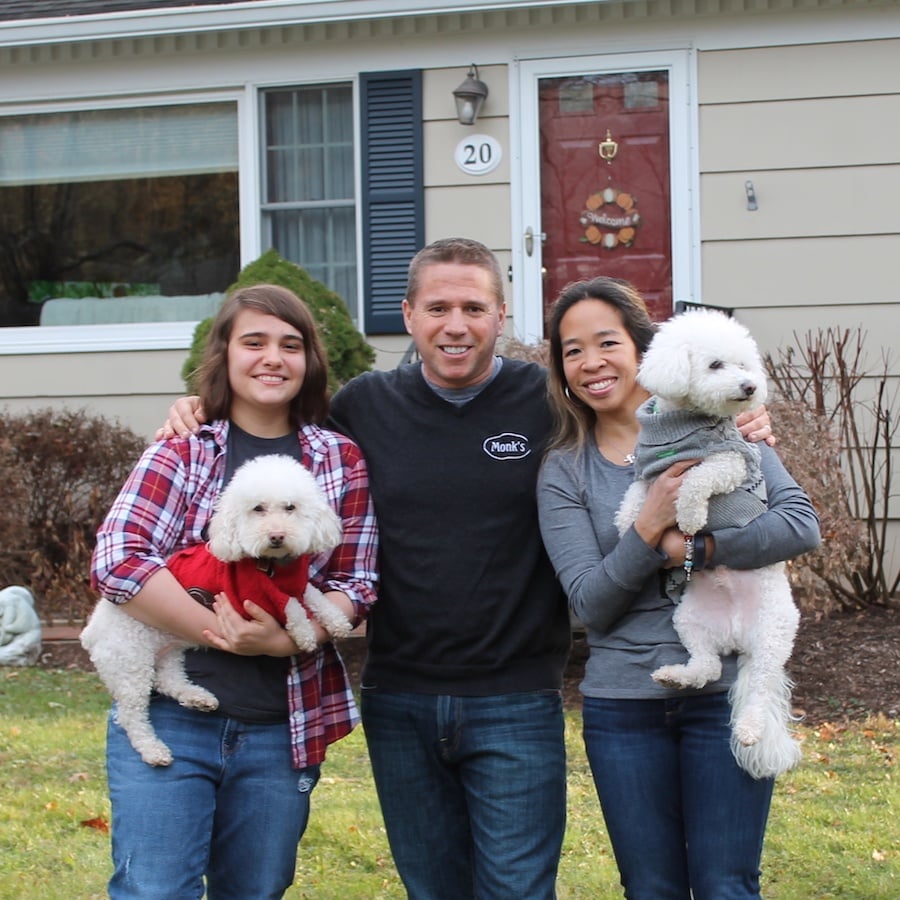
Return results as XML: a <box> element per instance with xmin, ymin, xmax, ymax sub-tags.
<box><xmin>539</xmin><ymin>70</ymin><xmax>672</xmax><ymax>323</ymax></box>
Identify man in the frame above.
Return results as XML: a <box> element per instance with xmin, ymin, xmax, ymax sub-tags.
<box><xmin>168</xmin><ymin>238</ymin><xmax>571</xmax><ymax>899</ymax></box>
<box><xmin>327</xmin><ymin>238</ymin><xmax>571</xmax><ymax>899</ymax></box>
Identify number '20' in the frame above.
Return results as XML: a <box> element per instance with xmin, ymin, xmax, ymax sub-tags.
<box><xmin>463</xmin><ymin>142</ymin><xmax>493</xmax><ymax>165</ymax></box>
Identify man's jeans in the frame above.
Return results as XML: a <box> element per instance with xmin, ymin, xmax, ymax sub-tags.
<box><xmin>361</xmin><ymin>688</ymin><xmax>566</xmax><ymax>899</ymax></box>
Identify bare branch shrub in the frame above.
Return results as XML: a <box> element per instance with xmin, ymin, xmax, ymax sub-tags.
<box><xmin>499</xmin><ymin>335</ymin><xmax>549</xmax><ymax>366</ymax></box>
<box><xmin>0</xmin><ymin>408</ymin><xmax>145</xmax><ymax>623</ymax></box>
<box><xmin>765</xmin><ymin>329</ymin><xmax>899</xmax><ymax>610</ymax></box>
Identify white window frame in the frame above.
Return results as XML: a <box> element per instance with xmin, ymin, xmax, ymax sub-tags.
<box><xmin>0</xmin><ymin>88</ymin><xmax>253</xmax><ymax>356</ymax></box>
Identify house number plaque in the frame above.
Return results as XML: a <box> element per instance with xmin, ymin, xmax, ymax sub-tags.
<box><xmin>454</xmin><ymin>134</ymin><xmax>502</xmax><ymax>176</ymax></box>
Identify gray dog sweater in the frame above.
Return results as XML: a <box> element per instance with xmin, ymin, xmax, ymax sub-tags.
<box><xmin>634</xmin><ymin>399</ymin><xmax>767</xmax><ymax>530</ymax></box>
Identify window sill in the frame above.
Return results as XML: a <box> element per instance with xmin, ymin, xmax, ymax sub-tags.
<box><xmin>0</xmin><ymin>322</ymin><xmax>200</xmax><ymax>355</ymax></box>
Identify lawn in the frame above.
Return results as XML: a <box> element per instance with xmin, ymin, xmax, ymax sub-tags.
<box><xmin>1</xmin><ymin>667</ymin><xmax>896</xmax><ymax>899</ymax></box>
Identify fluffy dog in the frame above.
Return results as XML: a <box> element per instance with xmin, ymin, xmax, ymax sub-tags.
<box><xmin>615</xmin><ymin>309</ymin><xmax>801</xmax><ymax>779</ymax></box>
<box><xmin>81</xmin><ymin>454</ymin><xmax>350</xmax><ymax>766</ymax></box>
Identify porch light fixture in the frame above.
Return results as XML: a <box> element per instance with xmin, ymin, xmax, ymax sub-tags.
<box><xmin>453</xmin><ymin>64</ymin><xmax>489</xmax><ymax>125</ymax></box>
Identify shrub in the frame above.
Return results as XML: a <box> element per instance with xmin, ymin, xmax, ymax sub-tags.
<box><xmin>765</xmin><ymin>328</ymin><xmax>899</xmax><ymax>610</ymax></box>
<box><xmin>182</xmin><ymin>249</ymin><xmax>375</xmax><ymax>395</ymax></box>
<box><xmin>0</xmin><ymin>408</ymin><xmax>145</xmax><ymax>623</ymax></box>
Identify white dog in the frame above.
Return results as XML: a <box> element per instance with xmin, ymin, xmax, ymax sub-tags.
<box><xmin>615</xmin><ymin>309</ymin><xmax>801</xmax><ymax>779</ymax></box>
<box><xmin>81</xmin><ymin>454</ymin><xmax>351</xmax><ymax>766</ymax></box>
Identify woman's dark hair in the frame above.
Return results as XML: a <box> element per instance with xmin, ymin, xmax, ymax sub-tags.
<box><xmin>196</xmin><ymin>283</ymin><xmax>330</xmax><ymax>427</ymax></box>
<box><xmin>545</xmin><ymin>276</ymin><xmax>656</xmax><ymax>451</ymax></box>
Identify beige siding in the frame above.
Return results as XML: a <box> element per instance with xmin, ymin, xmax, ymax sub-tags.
<box><xmin>702</xmin><ymin>166</ymin><xmax>900</xmax><ymax>240</ymax></box>
<box><xmin>698</xmin><ymin>38</ymin><xmax>900</xmax><ymax>380</ymax></box>
<box><xmin>700</xmin><ymin>95</ymin><xmax>900</xmax><ymax>171</ymax></box>
<box><xmin>0</xmin><ymin>350</ymin><xmax>186</xmax><ymax>440</ymax></box>
<box><xmin>698</xmin><ymin>39</ymin><xmax>900</xmax><ymax>103</ymax></box>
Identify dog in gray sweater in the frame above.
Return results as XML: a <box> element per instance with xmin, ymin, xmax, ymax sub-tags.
<box><xmin>615</xmin><ymin>309</ymin><xmax>801</xmax><ymax>779</ymax></box>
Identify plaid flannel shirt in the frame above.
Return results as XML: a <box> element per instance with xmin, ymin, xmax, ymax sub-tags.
<box><xmin>91</xmin><ymin>420</ymin><xmax>378</xmax><ymax>768</ymax></box>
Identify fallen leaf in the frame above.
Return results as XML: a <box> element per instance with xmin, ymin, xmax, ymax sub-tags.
<box><xmin>80</xmin><ymin>816</ymin><xmax>109</xmax><ymax>834</ymax></box>
<box><xmin>68</xmin><ymin>772</ymin><xmax>89</xmax><ymax>782</ymax></box>
<box><xmin>872</xmin><ymin>849</ymin><xmax>886</xmax><ymax>862</ymax></box>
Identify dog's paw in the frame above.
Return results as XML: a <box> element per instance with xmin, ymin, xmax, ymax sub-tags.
<box><xmin>675</xmin><ymin>507</ymin><xmax>709</xmax><ymax>537</ymax></box>
<box><xmin>138</xmin><ymin>740</ymin><xmax>174</xmax><ymax>767</ymax></box>
<box><xmin>733</xmin><ymin>711</ymin><xmax>763</xmax><ymax>747</ymax></box>
<box><xmin>287</xmin><ymin>624</ymin><xmax>318</xmax><ymax>654</ymax></box>
<box><xmin>651</xmin><ymin>664</ymin><xmax>712</xmax><ymax>690</ymax></box>
<box><xmin>180</xmin><ymin>689</ymin><xmax>219</xmax><ymax>712</ymax></box>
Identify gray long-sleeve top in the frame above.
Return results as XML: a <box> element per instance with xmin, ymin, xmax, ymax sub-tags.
<box><xmin>537</xmin><ymin>442</ymin><xmax>820</xmax><ymax>699</ymax></box>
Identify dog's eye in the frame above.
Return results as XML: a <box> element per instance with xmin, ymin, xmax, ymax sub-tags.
<box><xmin>709</xmin><ymin>360</ymin><xmax>724</xmax><ymax>370</ymax></box>
<box><xmin>252</xmin><ymin>504</ymin><xmax>265</xmax><ymax>513</ymax></box>
<box><xmin>284</xmin><ymin>503</ymin><xmax>296</xmax><ymax>512</ymax></box>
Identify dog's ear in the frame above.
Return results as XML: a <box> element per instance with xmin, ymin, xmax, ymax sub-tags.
<box><xmin>307</xmin><ymin>505</ymin><xmax>343</xmax><ymax>554</ymax></box>
<box><xmin>207</xmin><ymin>498</ymin><xmax>245</xmax><ymax>561</ymax></box>
<box><xmin>637</xmin><ymin>324</ymin><xmax>694</xmax><ymax>400</ymax></box>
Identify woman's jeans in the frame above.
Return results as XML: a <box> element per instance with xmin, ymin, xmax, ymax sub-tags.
<box><xmin>361</xmin><ymin>688</ymin><xmax>567</xmax><ymax>900</ymax></box>
<box><xmin>583</xmin><ymin>692</ymin><xmax>775</xmax><ymax>900</ymax></box>
<box><xmin>106</xmin><ymin>696</ymin><xmax>320</xmax><ymax>899</ymax></box>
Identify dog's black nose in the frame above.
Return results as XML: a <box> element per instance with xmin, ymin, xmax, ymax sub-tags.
<box><xmin>740</xmin><ymin>382</ymin><xmax>756</xmax><ymax>398</ymax></box>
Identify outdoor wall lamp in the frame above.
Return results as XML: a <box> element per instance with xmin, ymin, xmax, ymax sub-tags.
<box><xmin>453</xmin><ymin>64</ymin><xmax>489</xmax><ymax>125</ymax></box>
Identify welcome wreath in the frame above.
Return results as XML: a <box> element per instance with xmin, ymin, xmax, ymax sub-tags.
<box><xmin>579</xmin><ymin>187</ymin><xmax>641</xmax><ymax>249</ymax></box>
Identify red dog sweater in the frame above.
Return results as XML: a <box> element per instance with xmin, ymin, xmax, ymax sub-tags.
<box><xmin>167</xmin><ymin>543</ymin><xmax>311</xmax><ymax>625</ymax></box>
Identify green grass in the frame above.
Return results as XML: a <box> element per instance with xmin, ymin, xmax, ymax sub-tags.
<box><xmin>1</xmin><ymin>668</ymin><xmax>897</xmax><ymax>899</ymax></box>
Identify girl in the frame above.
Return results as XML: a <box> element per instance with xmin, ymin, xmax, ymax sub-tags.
<box><xmin>91</xmin><ymin>284</ymin><xmax>378</xmax><ymax>899</ymax></box>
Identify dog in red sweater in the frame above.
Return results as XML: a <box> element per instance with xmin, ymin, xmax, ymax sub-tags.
<box><xmin>168</xmin><ymin>454</ymin><xmax>349</xmax><ymax>653</ymax></box>
<box><xmin>82</xmin><ymin>454</ymin><xmax>349</xmax><ymax>765</ymax></box>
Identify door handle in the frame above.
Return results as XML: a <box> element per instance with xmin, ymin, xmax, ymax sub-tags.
<box><xmin>524</xmin><ymin>226</ymin><xmax>546</xmax><ymax>257</ymax></box>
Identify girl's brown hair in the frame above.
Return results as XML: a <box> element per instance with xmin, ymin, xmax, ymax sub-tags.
<box><xmin>196</xmin><ymin>283</ymin><xmax>330</xmax><ymax>427</ymax></box>
<box><xmin>545</xmin><ymin>277</ymin><xmax>656</xmax><ymax>452</ymax></box>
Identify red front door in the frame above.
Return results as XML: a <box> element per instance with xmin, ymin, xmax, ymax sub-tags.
<box><xmin>539</xmin><ymin>70</ymin><xmax>673</xmax><ymax>325</ymax></box>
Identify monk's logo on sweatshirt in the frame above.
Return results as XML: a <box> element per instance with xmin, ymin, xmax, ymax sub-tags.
<box><xmin>483</xmin><ymin>433</ymin><xmax>531</xmax><ymax>460</ymax></box>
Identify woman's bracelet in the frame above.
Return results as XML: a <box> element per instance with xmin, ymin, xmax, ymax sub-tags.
<box><xmin>692</xmin><ymin>534</ymin><xmax>706</xmax><ymax>572</ymax></box>
<box><xmin>683</xmin><ymin>533</ymin><xmax>695</xmax><ymax>582</ymax></box>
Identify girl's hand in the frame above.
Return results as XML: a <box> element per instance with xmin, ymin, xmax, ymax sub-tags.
<box><xmin>203</xmin><ymin>593</ymin><xmax>302</xmax><ymax>657</ymax></box>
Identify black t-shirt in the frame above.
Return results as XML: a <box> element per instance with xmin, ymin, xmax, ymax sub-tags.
<box><xmin>183</xmin><ymin>424</ymin><xmax>303</xmax><ymax>723</ymax></box>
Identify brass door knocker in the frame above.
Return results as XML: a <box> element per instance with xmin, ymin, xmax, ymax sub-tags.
<box><xmin>598</xmin><ymin>129</ymin><xmax>618</xmax><ymax>163</ymax></box>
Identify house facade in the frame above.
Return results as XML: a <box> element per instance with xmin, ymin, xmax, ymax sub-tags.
<box><xmin>2</xmin><ymin>6</ymin><xmax>898</xmax><ymax>566</ymax></box>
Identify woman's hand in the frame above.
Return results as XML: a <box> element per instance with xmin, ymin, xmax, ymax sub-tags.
<box><xmin>155</xmin><ymin>396</ymin><xmax>205</xmax><ymax>441</ymax></box>
<box><xmin>633</xmin><ymin>459</ymin><xmax>699</xmax><ymax>548</ymax></box>
<box><xmin>737</xmin><ymin>405</ymin><xmax>776</xmax><ymax>446</ymax></box>
<box><xmin>203</xmin><ymin>593</ymin><xmax>309</xmax><ymax>657</ymax></box>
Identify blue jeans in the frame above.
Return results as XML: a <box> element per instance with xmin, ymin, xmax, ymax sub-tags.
<box><xmin>360</xmin><ymin>689</ymin><xmax>566</xmax><ymax>900</ymax></box>
<box><xmin>583</xmin><ymin>692</ymin><xmax>775</xmax><ymax>900</ymax></box>
<box><xmin>105</xmin><ymin>696</ymin><xmax>320</xmax><ymax>899</ymax></box>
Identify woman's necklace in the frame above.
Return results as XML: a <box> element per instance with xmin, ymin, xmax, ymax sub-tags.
<box><xmin>596</xmin><ymin>431</ymin><xmax>637</xmax><ymax>465</ymax></box>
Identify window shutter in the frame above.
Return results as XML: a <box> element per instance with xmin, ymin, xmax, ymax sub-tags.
<box><xmin>360</xmin><ymin>70</ymin><xmax>424</xmax><ymax>334</ymax></box>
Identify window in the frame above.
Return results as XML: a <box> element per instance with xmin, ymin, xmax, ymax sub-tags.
<box><xmin>0</xmin><ymin>102</ymin><xmax>239</xmax><ymax>329</ymax></box>
<box><xmin>260</xmin><ymin>85</ymin><xmax>358</xmax><ymax>320</ymax></box>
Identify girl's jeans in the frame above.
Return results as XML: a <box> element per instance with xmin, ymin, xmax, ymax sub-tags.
<box><xmin>106</xmin><ymin>696</ymin><xmax>319</xmax><ymax>899</ymax></box>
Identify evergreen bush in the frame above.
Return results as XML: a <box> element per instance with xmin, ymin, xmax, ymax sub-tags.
<box><xmin>182</xmin><ymin>249</ymin><xmax>375</xmax><ymax>394</ymax></box>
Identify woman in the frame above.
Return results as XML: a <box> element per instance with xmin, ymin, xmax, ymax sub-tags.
<box><xmin>536</xmin><ymin>277</ymin><xmax>820</xmax><ymax>900</ymax></box>
<box><xmin>91</xmin><ymin>284</ymin><xmax>378</xmax><ymax>899</ymax></box>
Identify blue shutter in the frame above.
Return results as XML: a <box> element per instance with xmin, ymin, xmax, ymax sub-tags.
<box><xmin>360</xmin><ymin>70</ymin><xmax>424</xmax><ymax>334</ymax></box>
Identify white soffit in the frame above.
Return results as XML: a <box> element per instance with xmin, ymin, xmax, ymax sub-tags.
<box><xmin>1</xmin><ymin>0</ymin><xmax>621</xmax><ymax>47</ymax></box>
